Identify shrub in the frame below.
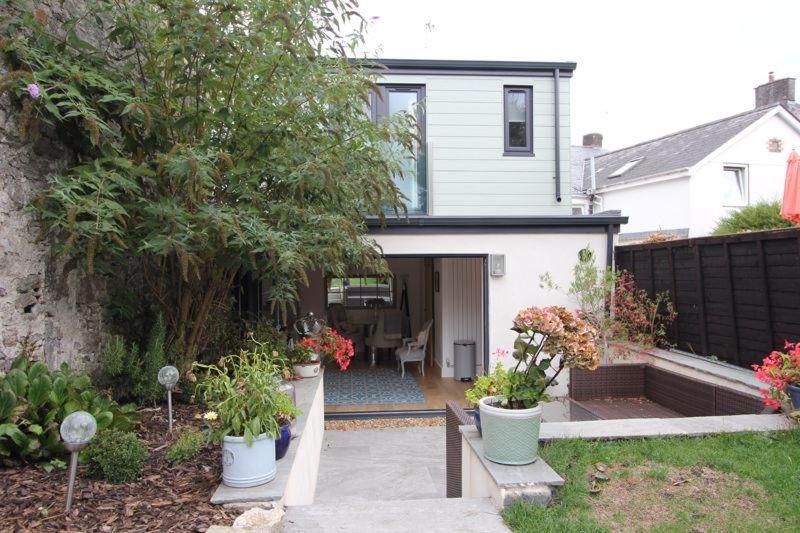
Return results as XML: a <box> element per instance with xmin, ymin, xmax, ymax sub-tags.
<box><xmin>612</xmin><ymin>271</ymin><xmax>677</xmax><ymax>347</ymax></box>
<box><xmin>712</xmin><ymin>201</ymin><xmax>793</xmax><ymax>235</ymax></box>
<box><xmin>100</xmin><ymin>314</ymin><xmax>169</xmax><ymax>404</ymax></box>
<box><xmin>0</xmin><ymin>349</ymin><xmax>139</xmax><ymax>467</ymax></box>
<box><xmin>165</xmin><ymin>429</ymin><xmax>203</xmax><ymax>464</ymax></box>
<box><xmin>86</xmin><ymin>430</ymin><xmax>147</xmax><ymax>483</ymax></box>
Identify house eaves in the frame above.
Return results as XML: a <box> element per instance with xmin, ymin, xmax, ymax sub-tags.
<box><xmin>594</xmin><ymin>168</ymin><xmax>691</xmax><ymax>193</ymax></box>
<box><xmin>365</xmin><ymin>214</ymin><xmax>628</xmax><ymax>233</ymax></box>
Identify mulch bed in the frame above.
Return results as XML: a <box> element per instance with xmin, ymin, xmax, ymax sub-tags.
<box><xmin>0</xmin><ymin>404</ymin><xmax>237</xmax><ymax>532</ymax></box>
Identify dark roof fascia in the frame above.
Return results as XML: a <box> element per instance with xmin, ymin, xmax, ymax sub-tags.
<box><xmin>352</xmin><ymin>58</ymin><xmax>576</xmax><ymax>77</ymax></box>
<box><xmin>365</xmin><ymin>215</ymin><xmax>627</xmax><ymax>233</ymax></box>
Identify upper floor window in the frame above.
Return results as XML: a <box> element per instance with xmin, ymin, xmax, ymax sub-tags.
<box><xmin>722</xmin><ymin>165</ymin><xmax>748</xmax><ymax>206</ymax></box>
<box><xmin>503</xmin><ymin>86</ymin><xmax>533</xmax><ymax>155</ymax></box>
<box><xmin>372</xmin><ymin>85</ymin><xmax>427</xmax><ymax>214</ymax></box>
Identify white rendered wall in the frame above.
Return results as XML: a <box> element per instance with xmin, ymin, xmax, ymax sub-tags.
<box><xmin>372</xmin><ymin>230</ymin><xmax>610</xmax><ymax>397</ymax></box>
<box><xmin>689</xmin><ymin>113</ymin><xmax>800</xmax><ymax>236</ymax></box>
<box><xmin>377</xmin><ymin>73</ymin><xmax>571</xmax><ymax>216</ymax></box>
<box><xmin>598</xmin><ymin>177</ymin><xmax>691</xmax><ymax>236</ymax></box>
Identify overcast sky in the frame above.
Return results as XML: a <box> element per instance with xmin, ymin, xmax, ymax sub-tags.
<box><xmin>355</xmin><ymin>0</ymin><xmax>800</xmax><ymax>150</ymax></box>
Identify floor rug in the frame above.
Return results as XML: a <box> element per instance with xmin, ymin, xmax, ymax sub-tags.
<box><xmin>324</xmin><ymin>367</ymin><xmax>426</xmax><ymax>406</ymax></box>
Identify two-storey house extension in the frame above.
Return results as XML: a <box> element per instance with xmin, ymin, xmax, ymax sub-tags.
<box><xmin>292</xmin><ymin>59</ymin><xmax>627</xmax><ymax>414</ymax></box>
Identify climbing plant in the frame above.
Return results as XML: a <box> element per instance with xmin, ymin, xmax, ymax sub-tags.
<box><xmin>1</xmin><ymin>0</ymin><xmax>417</xmax><ymax>369</ymax></box>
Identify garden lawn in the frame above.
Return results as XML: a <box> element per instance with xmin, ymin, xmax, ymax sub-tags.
<box><xmin>503</xmin><ymin>428</ymin><xmax>800</xmax><ymax>532</ymax></box>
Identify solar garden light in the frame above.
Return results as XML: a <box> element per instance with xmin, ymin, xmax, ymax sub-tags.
<box><xmin>60</xmin><ymin>411</ymin><xmax>97</xmax><ymax>513</ymax></box>
<box><xmin>158</xmin><ymin>365</ymin><xmax>180</xmax><ymax>432</ymax></box>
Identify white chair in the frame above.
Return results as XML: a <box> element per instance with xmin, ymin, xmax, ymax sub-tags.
<box><xmin>395</xmin><ymin>320</ymin><xmax>433</xmax><ymax>378</ymax></box>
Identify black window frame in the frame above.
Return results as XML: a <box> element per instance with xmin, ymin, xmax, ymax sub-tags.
<box><xmin>503</xmin><ymin>86</ymin><xmax>533</xmax><ymax>156</ymax></box>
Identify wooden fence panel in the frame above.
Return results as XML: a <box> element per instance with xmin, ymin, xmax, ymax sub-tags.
<box><xmin>614</xmin><ymin>228</ymin><xmax>800</xmax><ymax>368</ymax></box>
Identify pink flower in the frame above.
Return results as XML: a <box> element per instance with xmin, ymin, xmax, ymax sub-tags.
<box><xmin>27</xmin><ymin>83</ymin><xmax>40</xmax><ymax>99</ymax></box>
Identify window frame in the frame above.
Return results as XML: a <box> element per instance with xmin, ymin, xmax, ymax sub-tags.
<box><xmin>370</xmin><ymin>84</ymin><xmax>428</xmax><ymax>215</ymax></box>
<box><xmin>721</xmin><ymin>164</ymin><xmax>749</xmax><ymax>207</ymax></box>
<box><xmin>503</xmin><ymin>85</ymin><xmax>534</xmax><ymax>156</ymax></box>
<box><xmin>324</xmin><ymin>274</ymin><xmax>396</xmax><ymax>310</ymax></box>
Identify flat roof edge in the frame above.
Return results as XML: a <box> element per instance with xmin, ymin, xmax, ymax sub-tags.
<box><xmin>366</xmin><ymin>215</ymin><xmax>628</xmax><ymax>229</ymax></box>
<box><xmin>351</xmin><ymin>58</ymin><xmax>577</xmax><ymax>73</ymax></box>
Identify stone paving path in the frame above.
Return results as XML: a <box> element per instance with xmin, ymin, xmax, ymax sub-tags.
<box><xmin>313</xmin><ymin>426</ymin><xmax>446</xmax><ymax>503</ymax></box>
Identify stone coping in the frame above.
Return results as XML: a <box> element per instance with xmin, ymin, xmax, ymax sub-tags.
<box><xmin>539</xmin><ymin>413</ymin><xmax>796</xmax><ymax>441</ymax></box>
<box><xmin>210</xmin><ymin>370</ymin><xmax>324</xmax><ymax>505</ymax></box>
<box><xmin>459</xmin><ymin>425</ymin><xmax>564</xmax><ymax>488</ymax></box>
<box><xmin>611</xmin><ymin>341</ymin><xmax>762</xmax><ymax>391</ymax></box>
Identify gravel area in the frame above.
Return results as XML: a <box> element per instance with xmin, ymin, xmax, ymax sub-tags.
<box><xmin>324</xmin><ymin>417</ymin><xmax>445</xmax><ymax>431</ymax></box>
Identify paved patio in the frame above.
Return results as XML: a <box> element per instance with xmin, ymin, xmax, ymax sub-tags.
<box><xmin>314</xmin><ymin>425</ymin><xmax>446</xmax><ymax>502</ymax></box>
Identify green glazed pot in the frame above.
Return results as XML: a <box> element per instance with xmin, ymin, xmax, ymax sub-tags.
<box><xmin>478</xmin><ymin>396</ymin><xmax>542</xmax><ymax>465</ymax></box>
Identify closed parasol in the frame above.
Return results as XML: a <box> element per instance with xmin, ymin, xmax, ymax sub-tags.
<box><xmin>780</xmin><ymin>150</ymin><xmax>800</xmax><ymax>224</ymax></box>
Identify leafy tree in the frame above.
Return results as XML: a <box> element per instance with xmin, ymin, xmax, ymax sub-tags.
<box><xmin>712</xmin><ymin>201</ymin><xmax>793</xmax><ymax>235</ymax></box>
<box><xmin>1</xmin><ymin>0</ymin><xmax>418</xmax><ymax>369</ymax></box>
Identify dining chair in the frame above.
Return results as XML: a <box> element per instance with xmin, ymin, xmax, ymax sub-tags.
<box><xmin>395</xmin><ymin>320</ymin><xmax>433</xmax><ymax>378</ymax></box>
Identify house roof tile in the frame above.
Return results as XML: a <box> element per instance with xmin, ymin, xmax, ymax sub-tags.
<box><xmin>584</xmin><ymin>106</ymin><xmax>779</xmax><ymax>189</ymax></box>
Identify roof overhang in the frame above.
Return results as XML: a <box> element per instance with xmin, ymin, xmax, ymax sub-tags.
<box><xmin>352</xmin><ymin>58</ymin><xmax>576</xmax><ymax>78</ymax></box>
<box><xmin>366</xmin><ymin>215</ymin><xmax>626</xmax><ymax>234</ymax></box>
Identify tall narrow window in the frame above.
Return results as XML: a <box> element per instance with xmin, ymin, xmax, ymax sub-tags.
<box><xmin>722</xmin><ymin>165</ymin><xmax>748</xmax><ymax>206</ymax></box>
<box><xmin>504</xmin><ymin>86</ymin><xmax>533</xmax><ymax>155</ymax></box>
<box><xmin>372</xmin><ymin>85</ymin><xmax>427</xmax><ymax>214</ymax></box>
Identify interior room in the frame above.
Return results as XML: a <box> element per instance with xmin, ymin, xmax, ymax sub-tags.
<box><xmin>297</xmin><ymin>256</ymin><xmax>486</xmax><ymax>414</ymax></box>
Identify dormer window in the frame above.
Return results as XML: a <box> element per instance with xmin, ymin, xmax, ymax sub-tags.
<box><xmin>608</xmin><ymin>158</ymin><xmax>643</xmax><ymax>178</ymax></box>
<box><xmin>503</xmin><ymin>86</ymin><xmax>533</xmax><ymax>156</ymax></box>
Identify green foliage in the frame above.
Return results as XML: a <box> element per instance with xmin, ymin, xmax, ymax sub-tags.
<box><xmin>100</xmin><ymin>314</ymin><xmax>169</xmax><ymax>404</ymax></box>
<box><xmin>194</xmin><ymin>347</ymin><xmax>297</xmax><ymax>444</ymax></box>
<box><xmin>465</xmin><ymin>364</ymin><xmax>509</xmax><ymax>406</ymax></box>
<box><xmin>165</xmin><ymin>429</ymin><xmax>203</xmax><ymax>464</ymax></box>
<box><xmin>3</xmin><ymin>0</ymin><xmax>420</xmax><ymax>368</ymax></box>
<box><xmin>712</xmin><ymin>200</ymin><xmax>793</xmax><ymax>235</ymax></box>
<box><xmin>0</xmin><ymin>354</ymin><xmax>138</xmax><ymax>465</ymax></box>
<box><xmin>85</xmin><ymin>430</ymin><xmax>147</xmax><ymax>483</ymax></box>
<box><xmin>540</xmin><ymin>245</ymin><xmax>619</xmax><ymax>358</ymax></box>
<box><xmin>502</xmin><ymin>429</ymin><xmax>800</xmax><ymax>532</ymax></box>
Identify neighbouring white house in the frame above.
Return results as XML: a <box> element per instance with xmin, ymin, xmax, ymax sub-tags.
<box><xmin>578</xmin><ymin>75</ymin><xmax>800</xmax><ymax>241</ymax></box>
<box><xmin>282</xmin><ymin>59</ymin><xmax>627</xmax><ymax>413</ymax></box>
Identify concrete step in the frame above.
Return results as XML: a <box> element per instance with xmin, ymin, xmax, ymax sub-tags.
<box><xmin>283</xmin><ymin>497</ymin><xmax>509</xmax><ymax>533</ymax></box>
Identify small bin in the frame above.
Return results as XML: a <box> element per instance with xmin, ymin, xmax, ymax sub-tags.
<box><xmin>454</xmin><ymin>340</ymin><xmax>475</xmax><ymax>381</ymax></box>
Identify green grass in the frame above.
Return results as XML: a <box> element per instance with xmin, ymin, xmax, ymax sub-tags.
<box><xmin>502</xmin><ymin>429</ymin><xmax>800</xmax><ymax>532</ymax></box>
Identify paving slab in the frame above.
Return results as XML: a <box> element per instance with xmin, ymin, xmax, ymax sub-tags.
<box><xmin>314</xmin><ymin>426</ymin><xmax>446</xmax><ymax>503</ymax></box>
<box><xmin>284</xmin><ymin>497</ymin><xmax>509</xmax><ymax>533</ymax></box>
<box><xmin>539</xmin><ymin>413</ymin><xmax>795</xmax><ymax>441</ymax></box>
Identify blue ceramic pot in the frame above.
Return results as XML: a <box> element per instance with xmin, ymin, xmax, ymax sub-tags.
<box><xmin>275</xmin><ymin>422</ymin><xmax>292</xmax><ymax>460</ymax></box>
<box><xmin>788</xmin><ymin>384</ymin><xmax>800</xmax><ymax>410</ymax></box>
<box><xmin>473</xmin><ymin>408</ymin><xmax>482</xmax><ymax>435</ymax></box>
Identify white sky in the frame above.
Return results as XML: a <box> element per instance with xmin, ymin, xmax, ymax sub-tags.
<box><xmin>355</xmin><ymin>0</ymin><xmax>800</xmax><ymax>150</ymax></box>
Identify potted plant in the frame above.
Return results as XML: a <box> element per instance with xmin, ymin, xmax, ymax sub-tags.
<box><xmin>298</xmin><ymin>327</ymin><xmax>355</xmax><ymax>371</ymax></box>
<box><xmin>479</xmin><ymin>306</ymin><xmax>599</xmax><ymax>465</ymax></box>
<box><xmin>274</xmin><ymin>392</ymin><xmax>299</xmax><ymax>460</ymax></box>
<box><xmin>753</xmin><ymin>341</ymin><xmax>800</xmax><ymax>411</ymax></box>
<box><xmin>194</xmin><ymin>349</ymin><xmax>295</xmax><ymax>488</ymax></box>
<box><xmin>291</xmin><ymin>343</ymin><xmax>321</xmax><ymax>378</ymax></box>
<box><xmin>465</xmin><ymin>361</ymin><xmax>509</xmax><ymax>435</ymax></box>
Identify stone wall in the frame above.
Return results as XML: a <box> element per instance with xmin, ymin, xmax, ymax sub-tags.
<box><xmin>0</xmin><ymin>0</ymin><xmax>106</xmax><ymax>371</ymax></box>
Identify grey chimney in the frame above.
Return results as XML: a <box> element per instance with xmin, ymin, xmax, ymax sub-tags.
<box><xmin>755</xmin><ymin>74</ymin><xmax>795</xmax><ymax>108</ymax></box>
<box><xmin>582</xmin><ymin>133</ymin><xmax>603</xmax><ymax>148</ymax></box>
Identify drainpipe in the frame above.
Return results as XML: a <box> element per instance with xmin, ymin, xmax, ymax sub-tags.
<box><xmin>605</xmin><ymin>224</ymin><xmax>615</xmax><ymax>269</ymax></box>
<box><xmin>553</xmin><ymin>68</ymin><xmax>562</xmax><ymax>203</ymax></box>
<box><xmin>589</xmin><ymin>156</ymin><xmax>597</xmax><ymax>214</ymax></box>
